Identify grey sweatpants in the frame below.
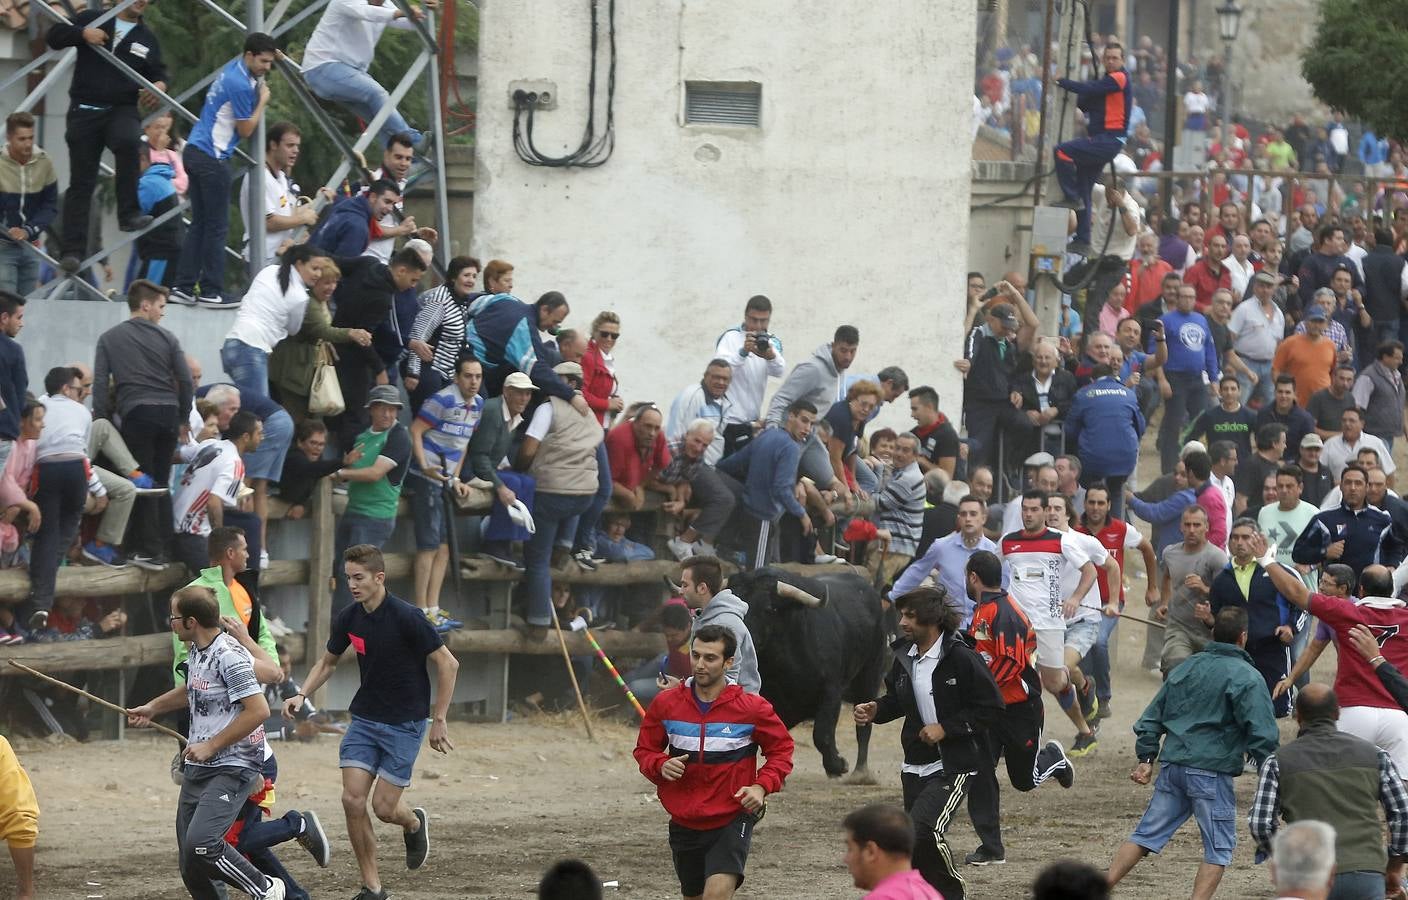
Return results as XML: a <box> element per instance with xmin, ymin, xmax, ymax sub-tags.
<box><xmin>688</xmin><ymin>467</ymin><xmax>739</xmax><ymax>542</ymax></box>
<box><xmin>176</xmin><ymin>764</ymin><xmax>271</xmax><ymax>899</ymax></box>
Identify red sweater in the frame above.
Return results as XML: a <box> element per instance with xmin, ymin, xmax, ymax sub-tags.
<box><xmin>635</xmin><ymin>682</ymin><xmax>795</xmax><ymax>830</ymax></box>
<box><xmin>580</xmin><ymin>341</ymin><xmax>616</xmax><ymax>425</ymax></box>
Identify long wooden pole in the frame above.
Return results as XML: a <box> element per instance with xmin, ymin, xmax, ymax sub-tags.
<box><xmin>6</xmin><ymin>660</ymin><xmax>186</xmax><ymax>741</ymax></box>
<box><xmin>549</xmin><ymin>612</ymin><xmax>594</xmax><ymax>742</ymax></box>
<box><xmin>1119</xmin><ymin>611</ymin><xmax>1167</xmax><ymax>629</ymax></box>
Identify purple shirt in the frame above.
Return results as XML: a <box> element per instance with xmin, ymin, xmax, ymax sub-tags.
<box><xmin>864</xmin><ymin>869</ymin><xmax>943</xmax><ymax>900</ymax></box>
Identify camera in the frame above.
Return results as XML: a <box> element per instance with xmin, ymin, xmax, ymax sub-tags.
<box><xmin>753</xmin><ymin>333</ymin><xmax>773</xmax><ymax>352</ymax></box>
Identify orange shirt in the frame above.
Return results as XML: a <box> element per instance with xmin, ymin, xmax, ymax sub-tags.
<box><xmin>1273</xmin><ymin>334</ymin><xmax>1337</xmax><ymax>407</ymax></box>
<box><xmin>229</xmin><ymin>578</ymin><xmax>253</xmax><ymax>626</ymax></box>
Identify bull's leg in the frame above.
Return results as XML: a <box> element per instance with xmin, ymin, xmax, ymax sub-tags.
<box><xmin>813</xmin><ymin>689</ymin><xmax>849</xmax><ymax>777</ymax></box>
<box><xmin>843</xmin><ymin>722</ymin><xmax>879</xmax><ymax>785</ymax></box>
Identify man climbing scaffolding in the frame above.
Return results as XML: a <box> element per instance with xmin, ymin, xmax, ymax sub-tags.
<box><xmin>1052</xmin><ymin>41</ymin><xmax>1131</xmax><ymax>258</ymax></box>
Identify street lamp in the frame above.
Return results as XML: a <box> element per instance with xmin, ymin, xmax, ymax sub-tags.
<box><xmin>1216</xmin><ymin>0</ymin><xmax>1243</xmax><ymax>154</ymax></box>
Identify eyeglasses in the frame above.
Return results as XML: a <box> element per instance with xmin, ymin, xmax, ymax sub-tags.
<box><xmin>597</xmin><ymin>331</ymin><xmax>620</xmax><ymax>340</ymax></box>
<box><xmin>167</xmin><ymin>614</ymin><xmax>190</xmax><ymax>623</ymax></box>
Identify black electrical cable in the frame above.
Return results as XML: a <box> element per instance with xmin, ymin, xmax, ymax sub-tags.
<box><xmin>512</xmin><ymin>0</ymin><xmax>616</xmax><ymax>168</ymax></box>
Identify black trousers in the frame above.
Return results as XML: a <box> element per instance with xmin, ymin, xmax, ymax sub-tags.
<box><xmin>28</xmin><ymin>459</ymin><xmax>88</xmax><ymax>614</ymax></box>
<box><xmin>63</xmin><ymin>103</ymin><xmax>143</xmax><ymax>256</ymax></box>
<box><xmin>967</xmin><ymin>697</ymin><xmax>1064</xmax><ymax>856</ymax></box>
<box><xmin>330</xmin><ymin>355</ymin><xmax>374</xmax><ymax>452</ymax></box>
<box><xmin>902</xmin><ymin>769</ymin><xmax>971</xmax><ymax>900</ymax></box>
<box><xmin>1249</xmin><ymin>637</ymin><xmax>1294</xmax><ymax>718</ymax></box>
<box><xmin>720</xmin><ymin>422</ymin><xmax>755</xmax><ymax>460</ymax></box>
<box><xmin>119</xmin><ymin>404</ymin><xmax>180</xmax><ymax>558</ymax></box>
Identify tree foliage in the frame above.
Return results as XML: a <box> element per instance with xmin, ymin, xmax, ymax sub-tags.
<box><xmin>1302</xmin><ymin>0</ymin><xmax>1408</xmax><ymax>141</ymax></box>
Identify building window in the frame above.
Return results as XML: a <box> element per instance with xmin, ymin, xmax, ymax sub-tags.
<box><xmin>684</xmin><ymin>82</ymin><xmax>762</xmax><ymax>127</ymax></box>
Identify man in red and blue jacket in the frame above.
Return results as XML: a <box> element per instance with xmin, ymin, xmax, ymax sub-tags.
<box><xmin>1053</xmin><ymin>42</ymin><xmax>1132</xmax><ymax>255</ymax></box>
<box><xmin>635</xmin><ymin>624</ymin><xmax>794</xmax><ymax>900</ymax></box>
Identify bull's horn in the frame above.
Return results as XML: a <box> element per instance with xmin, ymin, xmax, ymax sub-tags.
<box><xmin>662</xmin><ymin>575</ymin><xmax>684</xmax><ymax>593</ymax></box>
<box><xmin>776</xmin><ymin>581</ymin><xmax>826</xmax><ymax>608</ymax></box>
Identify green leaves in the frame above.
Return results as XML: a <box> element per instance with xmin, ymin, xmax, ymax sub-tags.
<box><xmin>1303</xmin><ymin>0</ymin><xmax>1408</xmax><ymax>142</ymax></box>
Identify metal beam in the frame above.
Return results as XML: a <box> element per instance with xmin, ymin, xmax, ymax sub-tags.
<box><xmin>319</xmin><ymin>50</ymin><xmax>432</xmax><ymax>200</ymax></box>
<box><xmin>248</xmin><ymin>0</ymin><xmax>267</xmax><ymax>277</ymax></box>
<box><xmin>422</xmin><ymin>10</ymin><xmax>452</xmax><ymax>268</ymax></box>
<box><xmin>188</xmin><ymin>0</ymin><xmax>248</xmax><ymax>33</ymax></box>
<box><xmin>14</xmin><ymin>52</ymin><xmax>75</xmax><ymax>114</ymax></box>
<box><xmin>0</xmin><ymin>47</ymin><xmax>68</xmax><ymax>97</ymax></box>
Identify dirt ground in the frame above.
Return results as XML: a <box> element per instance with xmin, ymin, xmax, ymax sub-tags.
<box><xmin>6</xmin><ymin>616</ymin><xmax>1320</xmax><ymax>900</ymax></box>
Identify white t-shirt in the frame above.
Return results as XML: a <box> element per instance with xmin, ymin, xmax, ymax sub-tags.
<box><xmin>1000</xmin><ymin>528</ymin><xmax>1094</xmax><ymax>630</ymax></box>
<box><xmin>1184</xmin><ymin>91</ymin><xmax>1210</xmax><ymax>115</ymax></box>
<box><xmin>900</xmin><ymin>641</ymin><xmax>944</xmax><ymax>777</ymax></box>
<box><xmin>363</xmin><ymin>167</ymin><xmax>407</xmax><ymax>263</ymax></box>
<box><xmin>173</xmin><ymin>439</ymin><xmax>243</xmax><ymax>537</ymax></box>
<box><xmin>1058</xmin><ymin>528</ymin><xmax>1110</xmax><ymax>622</ymax></box>
<box><xmin>238</xmin><ymin>166</ymin><xmax>293</xmax><ymax>266</ymax></box>
<box><xmin>525</xmin><ymin>402</ymin><xmax>555</xmax><ymax>442</ymax></box>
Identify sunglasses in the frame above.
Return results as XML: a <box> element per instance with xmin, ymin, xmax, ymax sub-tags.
<box><xmin>597</xmin><ymin>331</ymin><xmax>620</xmax><ymax>340</ymax></box>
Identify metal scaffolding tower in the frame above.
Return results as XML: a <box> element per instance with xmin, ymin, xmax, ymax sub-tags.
<box><xmin>4</xmin><ymin>0</ymin><xmax>453</xmax><ymax>303</ymax></box>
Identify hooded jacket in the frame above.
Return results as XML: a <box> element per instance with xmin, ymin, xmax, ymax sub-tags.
<box><xmin>465</xmin><ymin>293</ymin><xmax>574</xmax><ymax>401</ymax></box>
<box><xmin>136</xmin><ymin>161</ymin><xmax>182</xmax><ymax>258</ymax></box>
<box><xmin>692</xmin><ymin>590</ymin><xmax>762</xmax><ymax>694</ymax></box>
<box><xmin>765</xmin><ymin>342</ymin><xmax>842</xmax><ymax>425</ymax></box>
<box><xmin>634</xmin><ymin>681</ymin><xmax>794</xmax><ymax>831</ymax></box>
<box><xmin>0</xmin><ymin>145</ymin><xmax>57</xmax><ymax>243</ymax></box>
<box><xmin>310</xmin><ymin>195</ymin><xmax>374</xmax><ymax>258</ymax></box>
<box><xmin>871</xmin><ymin>632</ymin><xmax>1005</xmax><ymax>775</ymax></box>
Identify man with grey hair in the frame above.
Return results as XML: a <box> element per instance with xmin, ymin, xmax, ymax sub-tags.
<box><xmin>1269</xmin><ymin>821</ymin><xmax>1336</xmax><ymax>900</ymax></box>
<box><xmin>870</xmin><ymin>432</ymin><xmax>925</xmax><ymax>585</ymax></box>
<box><xmin>663</xmin><ymin>419</ymin><xmax>738</xmax><ymax>562</ymax></box>
<box><xmin>1294</xmin><ymin>288</ymin><xmax>1355</xmax><ymax>367</ymax></box>
<box><xmin>666</xmin><ymin>358</ymin><xmax>734</xmax><ymax>464</ymax></box>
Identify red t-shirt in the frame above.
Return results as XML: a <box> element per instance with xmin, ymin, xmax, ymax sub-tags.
<box><xmin>605</xmin><ymin>420</ymin><xmax>672</xmax><ymax>491</ymax></box>
<box><xmin>1077</xmin><ymin>517</ymin><xmax>1142</xmax><ymax>607</ymax></box>
<box><xmin>1310</xmin><ymin>593</ymin><xmax>1408</xmax><ymax>710</ymax></box>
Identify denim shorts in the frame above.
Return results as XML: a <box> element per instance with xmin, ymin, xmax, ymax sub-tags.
<box><xmin>339</xmin><ymin>715</ymin><xmax>428</xmax><ymax>788</ymax></box>
<box><xmin>244</xmin><ymin>407</ymin><xmax>293</xmax><ymax>482</ymax></box>
<box><xmin>1130</xmin><ymin>762</ymin><xmax>1237</xmax><ymax>866</ymax></box>
<box><xmin>407</xmin><ymin>469</ymin><xmax>446</xmax><ymax>550</ymax></box>
<box><xmin>1063</xmin><ymin>616</ymin><xmax>1101</xmax><ymax>657</ymax></box>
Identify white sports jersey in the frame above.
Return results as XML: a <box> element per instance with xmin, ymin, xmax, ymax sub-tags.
<box><xmin>1000</xmin><ymin>527</ymin><xmax>1094</xmax><ymax>630</ymax></box>
<box><xmin>173</xmin><ymin>439</ymin><xmax>243</xmax><ymax>537</ymax></box>
<box><xmin>1057</xmin><ymin>528</ymin><xmax>1109</xmax><ymax>622</ymax></box>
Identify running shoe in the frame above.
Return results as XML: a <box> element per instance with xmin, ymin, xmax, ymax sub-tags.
<box><xmin>1092</xmin><ymin>700</ymin><xmax>1112</xmax><ymax>723</ymax></box>
<box><xmin>129</xmin><ymin>553</ymin><xmax>171</xmax><ymax>572</ymax></box>
<box><xmin>259</xmin><ymin>876</ymin><xmax>286</xmax><ymax>900</ymax></box>
<box><xmin>351</xmin><ymin>888</ymin><xmax>389</xmax><ymax>900</ymax></box>
<box><xmin>296</xmin><ymin>810</ymin><xmax>331</xmax><ymax>867</ymax></box>
<box><xmin>667</xmin><ymin>536</ymin><xmax>698</xmax><ymax>561</ymax></box>
<box><xmin>434</xmin><ymin>610</ymin><xmax>464</xmax><ymax>631</ymax></box>
<box><xmin>405</xmin><ymin>807</ymin><xmax>430</xmax><ymax>870</ymax></box>
<box><xmin>964</xmin><ymin>847</ymin><xmax>1006</xmax><ymax>866</ymax></box>
<box><xmin>572</xmin><ymin>549</ymin><xmax>601</xmax><ymax>571</ymax></box>
<box><xmin>1069</xmin><ymin>730</ymin><xmax>1098</xmax><ymax>758</ymax></box>
<box><xmin>81</xmin><ymin>541</ymin><xmax>128</xmax><ymax>568</ymax></box>
<box><xmin>128</xmin><ymin>471</ymin><xmax>156</xmax><ymax>489</ymax></box>
<box><xmin>26</xmin><ymin>610</ymin><xmax>47</xmax><ymax>630</ymax></box>
<box><xmin>167</xmin><ymin>289</ymin><xmax>199</xmax><ymax>307</ymax></box>
<box><xmin>1045</xmin><ymin>740</ymin><xmax>1075</xmax><ymax>788</ymax></box>
<box><xmin>1078</xmin><ymin>680</ymin><xmax>1098</xmax><ymax>723</ymax></box>
<box><xmin>196</xmin><ymin>294</ymin><xmax>240</xmax><ymax>310</ymax></box>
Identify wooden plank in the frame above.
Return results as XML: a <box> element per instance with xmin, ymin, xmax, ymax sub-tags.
<box><xmin>444</xmin><ymin>627</ymin><xmax>664</xmax><ymax>658</ymax></box>
<box><xmin>304</xmin><ymin>478</ymin><xmax>335</xmax><ymax>702</ymax></box>
<box><xmin>0</xmin><ymin>562</ymin><xmax>188</xmax><ymax>604</ymax></box>
<box><xmin>0</xmin><ymin>633</ymin><xmax>308</xmax><ymax>677</ymax></box>
<box><xmin>457</xmin><ymin>557</ymin><xmax>867</xmax><ymax>585</ymax></box>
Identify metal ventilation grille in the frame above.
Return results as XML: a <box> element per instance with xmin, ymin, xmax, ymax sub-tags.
<box><xmin>685</xmin><ymin>82</ymin><xmax>762</xmax><ymax>127</ymax></box>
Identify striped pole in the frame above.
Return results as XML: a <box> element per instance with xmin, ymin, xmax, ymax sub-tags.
<box><xmin>584</xmin><ymin>627</ymin><xmax>647</xmax><ymax>718</ymax></box>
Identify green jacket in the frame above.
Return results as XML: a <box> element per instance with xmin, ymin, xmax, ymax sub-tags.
<box><xmin>269</xmin><ymin>297</ymin><xmax>353</xmax><ymax>397</ymax></box>
<box><xmin>171</xmin><ymin>566</ymin><xmax>278</xmax><ymax>685</ymax></box>
<box><xmin>1134</xmin><ymin>641</ymin><xmax>1279</xmax><ymax>775</ymax></box>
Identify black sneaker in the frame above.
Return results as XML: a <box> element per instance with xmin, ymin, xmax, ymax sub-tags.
<box><xmin>572</xmin><ymin>549</ymin><xmax>599</xmax><ymax>571</ymax></box>
<box><xmin>1043</xmin><ymin>740</ymin><xmax>1075</xmax><ymax>789</ymax></box>
<box><xmin>26</xmin><ymin>609</ymin><xmax>47</xmax><ymax>630</ymax></box>
<box><xmin>964</xmin><ymin>847</ymin><xmax>1006</xmax><ymax>866</ymax></box>
<box><xmin>1078</xmin><ymin>681</ymin><xmax>1097</xmax><ymax>723</ymax></box>
<box><xmin>129</xmin><ymin>553</ymin><xmax>171</xmax><ymax>572</ymax></box>
<box><xmin>118</xmin><ymin>214</ymin><xmax>153</xmax><ymax>232</ymax></box>
<box><xmin>480</xmin><ymin>550</ymin><xmax>525</xmax><ymax>572</ymax></box>
<box><xmin>296</xmin><ymin>809</ymin><xmax>331</xmax><ymax>868</ymax></box>
<box><xmin>351</xmin><ymin>888</ymin><xmax>389</xmax><ymax>900</ymax></box>
<box><xmin>1069</xmin><ymin>730</ymin><xmax>1098</xmax><ymax>758</ymax></box>
<box><xmin>168</xmin><ymin>289</ymin><xmax>198</xmax><ymax>307</ymax></box>
<box><xmin>405</xmin><ymin>807</ymin><xmax>429</xmax><ymax>870</ymax></box>
<box><xmin>1049</xmin><ymin>196</ymin><xmax>1084</xmax><ymax>211</ymax></box>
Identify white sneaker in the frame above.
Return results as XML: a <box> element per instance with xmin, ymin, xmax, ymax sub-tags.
<box><xmin>667</xmin><ymin>536</ymin><xmax>698</xmax><ymax>561</ymax></box>
<box><xmin>260</xmin><ymin>549</ymin><xmax>270</xmax><ymax>571</ymax></box>
<box><xmin>261</xmin><ymin>876</ymin><xmax>287</xmax><ymax>900</ymax></box>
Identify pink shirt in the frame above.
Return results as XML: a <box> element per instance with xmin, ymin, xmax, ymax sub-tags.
<box><xmin>148</xmin><ymin>146</ymin><xmax>188</xmax><ymax>196</ymax></box>
<box><xmin>1098</xmin><ymin>303</ymin><xmax>1130</xmax><ymax>337</ymax></box>
<box><xmin>864</xmin><ymin>869</ymin><xmax>943</xmax><ymax>900</ymax></box>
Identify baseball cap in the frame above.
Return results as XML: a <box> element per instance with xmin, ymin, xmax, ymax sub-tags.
<box><xmin>988</xmin><ymin>303</ymin><xmax>1018</xmax><ymax>329</ymax></box>
<box><xmin>1301</xmin><ymin>433</ymin><xmax>1324</xmax><ymax>449</ymax></box>
<box><xmin>1252</xmin><ymin>271</ymin><xmax>1277</xmax><ymax>286</ymax></box>
<box><xmin>1181</xmin><ymin>440</ymin><xmax>1207</xmax><ymax>459</ymax></box>
<box><xmin>365</xmin><ymin>384</ymin><xmax>404</xmax><ymax>408</ymax></box>
<box><xmin>553</xmin><ymin>361</ymin><xmax>584</xmax><ymax>378</ymax></box>
<box><xmin>1024</xmin><ymin>451</ymin><xmax>1055</xmax><ymax>467</ymax></box>
<box><xmin>1304</xmin><ymin>307</ymin><xmax>1328</xmax><ymax>321</ymax></box>
<box><xmin>503</xmin><ymin>372</ymin><xmax>538</xmax><ymax>391</ymax></box>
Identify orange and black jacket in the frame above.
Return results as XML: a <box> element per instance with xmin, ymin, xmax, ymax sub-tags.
<box><xmin>968</xmin><ymin>590</ymin><xmax>1041</xmax><ymax>706</ymax></box>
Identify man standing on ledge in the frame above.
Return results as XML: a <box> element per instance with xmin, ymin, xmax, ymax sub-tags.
<box><xmin>282</xmin><ymin>544</ymin><xmax>459</xmax><ymax>900</ymax></box>
<box><xmin>1051</xmin><ymin>41</ymin><xmax>1131</xmax><ymax>257</ymax></box>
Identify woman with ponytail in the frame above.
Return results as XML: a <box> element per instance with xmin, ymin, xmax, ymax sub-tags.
<box><xmin>221</xmin><ymin>243</ymin><xmax>328</xmax><ymax>402</ymax></box>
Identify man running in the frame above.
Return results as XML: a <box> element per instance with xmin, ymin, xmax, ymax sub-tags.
<box><xmin>999</xmin><ymin>491</ymin><xmax>1101</xmax><ymax>750</ymax></box>
<box><xmin>127</xmin><ymin>585</ymin><xmax>285</xmax><ymax>900</ymax></box>
<box><xmin>854</xmin><ymin>587</ymin><xmax>1005</xmax><ymax>899</ymax></box>
<box><xmin>282</xmin><ymin>544</ymin><xmax>459</xmax><ymax>900</ymax></box>
<box><xmin>1259</xmin><ymin>535</ymin><xmax>1408</xmax><ymax>773</ymax></box>
<box><xmin>634</xmin><ymin>624</ymin><xmax>794</xmax><ymax>900</ymax></box>
<box><xmin>962</xmin><ymin>550</ymin><xmax>1073</xmax><ymax>868</ymax></box>
<box><xmin>1045</xmin><ymin>493</ymin><xmax>1120</xmax><ymax>755</ymax></box>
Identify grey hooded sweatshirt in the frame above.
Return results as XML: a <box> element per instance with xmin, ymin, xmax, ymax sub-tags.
<box><xmin>692</xmin><ymin>588</ymin><xmax>762</xmax><ymax>693</ymax></box>
<box><xmin>765</xmin><ymin>342</ymin><xmax>842</xmax><ymax>426</ymax></box>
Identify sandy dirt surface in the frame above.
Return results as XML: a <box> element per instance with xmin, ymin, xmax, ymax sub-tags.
<box><xmin>8</xmin><ymin>618</ymin><xmax>1317</xmax><ymax>900</ymax></box>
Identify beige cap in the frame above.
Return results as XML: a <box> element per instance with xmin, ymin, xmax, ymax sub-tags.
<box><xmin>1301</xmin><ymin>433</ymin><xmax>1324</xmax><ymax>449</ymax></box>
<box><xmin>553</xmin><ymin>361</ymin><xmax>584</xmax><ymax>378</ymax></box>
<box><xmin>503</xmin><ymin>372</ymin><xmax>537</xmax><ymax>391</ymax></box>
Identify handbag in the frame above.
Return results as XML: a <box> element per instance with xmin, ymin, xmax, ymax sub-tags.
<box><xmin>308</xmin><ymin>342</ymin><xmax>345</xmax><ymax>417</ymax></box>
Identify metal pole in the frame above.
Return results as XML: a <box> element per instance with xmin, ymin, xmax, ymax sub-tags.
<box><xmin>423</xmin><ymin>10</ymin><xmax>452</xmax><ymax>267</ymax></box>
<box><xmin>1160</xmin><ymin>0</ymin><xmax>1181</xmax><ymax>218</ymax></box>
<box><xmin>249</xmin><ymin>0</ymin><xmax>267</xmax><ymax>276</ymax></box>
<box><xmin>1219</xmin><ymin>41</ymin><xmax>1231</xmax><ymax>155</ymax></box>
<box><xmin>1033</xmin><ymin>0</ymin><xmax>1057</xmax><ymax>207</ymax></box>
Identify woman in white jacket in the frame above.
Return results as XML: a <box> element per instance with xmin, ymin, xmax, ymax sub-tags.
<box><xmin>220</xmin><ymin>243</ymin><xmax>328</xmax><ymax>402</ymax></box>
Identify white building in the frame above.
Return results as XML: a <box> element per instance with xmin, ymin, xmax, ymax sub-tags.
<box><xmin>473</xmin><ymin>0</ymin><xmax>976</xmax><ymax>430</ymax></box>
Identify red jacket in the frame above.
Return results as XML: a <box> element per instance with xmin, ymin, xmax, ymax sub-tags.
<box><xmin>1184</xmin><ymin>258</ymin><xmax>1232</xmax><ymax>311</ymax></box>
<box><xmin>580</xmin><ymin>340</ymin><xmax>616</xmax><ymax>425</ymax></box>
<box><xmin>635</xmin><ymin>681</ymin><xmax>795</xmax><ymax>830</ymax></box>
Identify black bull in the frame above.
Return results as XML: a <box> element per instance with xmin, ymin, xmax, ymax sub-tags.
<box><xmin>727</xmin><ymin>567</ymin><xmax>889</xmax><ymax>779</ymax></box>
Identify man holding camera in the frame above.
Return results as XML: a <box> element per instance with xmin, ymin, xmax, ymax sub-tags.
<box><xmin>715</xmin><ymin>295</ymin><xmax>785</xmax><ymax>459</ymax></box>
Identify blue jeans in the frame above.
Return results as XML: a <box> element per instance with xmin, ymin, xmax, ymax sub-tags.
<box><xmin>1236</xmin><ymin>357</ymin><xmax>1274</xmax><ymax>409</ymax></box>
<box><xmin>174</xmin><ymin>144</ymin><xmax>232</xmax><ymax>297</ymax></box>
<box><xmin>221</xmin><ymin>338</ymin><xmax>271</xmax><ymax>407</ymax></box>
<box><xmin>1079</xmin><ymin>614</ymin><xmax>1119</xmax><ymax>701</ymax></box>
<box><xmin>1054</xmin><ymin>133</ymin><xmax>1125</xmax><ymax>243</ymax></box>
<box><xmin>570</xmin><ymin>441</ymin><xmax>612</xmax><ymax>554</ymax></box>
<box><xmin>406</xmin><ymin>466</ymin><xmax>448</xmax><ymax>550</ymax></box>
<box><xmin>0</xmin><ymin>240</ymin><xmax>38</xmax><ymax>297</ymax></box>
<box><xmin>524</xmin><ymin>492</ymin><xmax>594</xmax><ymax>626</ymax></box>
<box><xmin>244</xmin><ymin>408</ymin><xmax>293</xmax><ymax>483</ymax></box>
<box><xmin>1129</xmin><ymin>763</ymin><xmax>1237</xmax><ymax>866</ymax></box>
<box><xmin>306</xmin><ymin>61</ymin><xmax>421</xmax><ymax>151</ymax></box>
<box><xmin>333</xmin><ymin>513</ymin><xmax>397</xmax><ymax>613</ymax></box>
<box><xmin>1329</xmin><ymin>870</ymin><xmax>1386</xmax><ymax>900</ymax></box>
<box><xmin>1159</xmin><ymin>370</ymin><xmax>1211</xmax><ymax>471</ymax></box>
<box><xmin>484</xmin><ymin>471</ymin><xmax>536</xmax><ymax>543</ymax></box>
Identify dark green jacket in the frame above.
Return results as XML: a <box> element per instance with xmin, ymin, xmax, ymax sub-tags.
<box><xmin>1276</xmin><ymin>720</ymin><xmax>1390</xmax><ymax>875</ymax></box>
<box><xmin>1134</xmin><ymin>641</ymin><xmax>1279</xmax><ymax>774</ymax></box>
<box><xmin>466</xmin><ymin>396</ymin><xmax>516</xmax><ymax>490</ymax></box>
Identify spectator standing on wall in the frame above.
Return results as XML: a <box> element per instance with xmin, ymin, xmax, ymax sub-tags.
<box><xmin>0</xmin><ymin>292</ymin><xmax>27</xmax><ymax>475</ymax></box>
<box><xmin>0</xmin><ymin>112</ymin><xmax>57</xmax><ymax>297</ymax></box>
<box><xmin>716</xmin><ymin>295</ymin><xmax>785</xmax><ymax>459</ymax></box>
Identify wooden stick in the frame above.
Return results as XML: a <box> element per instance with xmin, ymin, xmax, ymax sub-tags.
<box><xmin>6</xmin><ymin>660</ymin><xmax>186</xmax><ymax>741</ymax></box>
<box><xmin>549</xmin><ymin>611</ymin><xmax>595</xmax><ymax>742</ymax></box>
<box><xmin>1119</xmin><ymin>611</ymin><xmax>1167</xmax><ymax>629</ymax></box>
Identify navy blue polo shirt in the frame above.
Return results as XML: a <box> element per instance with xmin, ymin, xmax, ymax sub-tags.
<box><xmin>328</xmin><ymin>592</ymin><xmax>443</xmax><ymax>724</ymax></box>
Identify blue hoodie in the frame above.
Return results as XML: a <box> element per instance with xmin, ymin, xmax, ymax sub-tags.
<box><xmin>465</xmin><ymin>293</ymin><xmax>573</xmax><ymax>400</ymax></box>
<box><xmin>310</xmin><ymin>195</ymin><xmax>372</xmax><ymax>258</ymax></box>
<box><xmin>716</xmin><ymin>426</ymin><xmax>807</xmax><ymax>523</ymax></box>
<box><xmin>1065</xmin><ymin>376</ymin><xmax>1146</xmax><ymax>477</ymax></box>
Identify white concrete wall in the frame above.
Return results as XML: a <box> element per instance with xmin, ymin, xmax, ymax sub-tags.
<box><xmin>473</xmin><ymin>0</ymin><xmax>976</xmax><ymax>432</ymax></box>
